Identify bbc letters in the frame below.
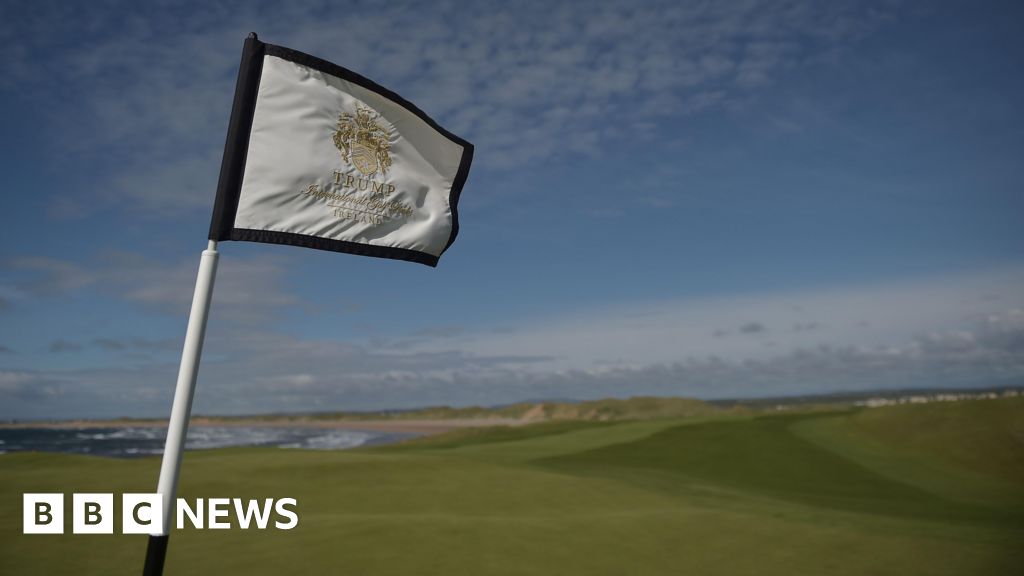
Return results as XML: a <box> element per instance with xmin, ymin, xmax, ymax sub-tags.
<box><xmin>23</xmin><ymin>493</ymin><xmax>298</xmax><ymax>534</ymax></box>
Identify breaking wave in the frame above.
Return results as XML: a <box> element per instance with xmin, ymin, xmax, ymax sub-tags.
<box><xmin>0</xmin><ymin>426</ymin><xmax>414</xmax><ymax>458</ymax></box>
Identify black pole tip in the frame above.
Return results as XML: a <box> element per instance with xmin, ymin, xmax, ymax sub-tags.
<box><xmin>248</xmin><ymin>32</ymin><xmax>258</xmax><ymax>40</ymax></box>
<box><xmin>143</xmin><ymin>535</ymin><xmax>170</xmax><ymax>576</ymax></box>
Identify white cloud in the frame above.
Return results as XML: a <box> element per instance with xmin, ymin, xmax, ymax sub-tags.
<box><xmin>2</xmin><ymin>265</ymin><xmax>1021</xmax><ymax>418</ymax></box>
<box><xmin>409</xmin><ymin>266</ymin><xmax>1024</xmax><ymax>371</ymax></box>
<box><xmin>0</xmin><ymin>371</ymin><xmax>65</xmax><ymax>401</ymax></box>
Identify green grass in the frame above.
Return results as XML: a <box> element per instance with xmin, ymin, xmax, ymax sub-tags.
<box><xmin>1</xmin><ymin>398</ymin><xmax>1022</xmax><ymax>575</ymax></box>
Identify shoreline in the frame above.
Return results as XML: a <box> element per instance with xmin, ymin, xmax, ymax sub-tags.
<box><xmin>0</xmin><ymin>417</ymin><xmax>527</xmax><ymax>437</ymax></box>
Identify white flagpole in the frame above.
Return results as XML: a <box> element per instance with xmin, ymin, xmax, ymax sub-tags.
<box><xmin>144</xmin><ymin>240</ymin><xmax>219</xmax><ymax>576</ymax></box>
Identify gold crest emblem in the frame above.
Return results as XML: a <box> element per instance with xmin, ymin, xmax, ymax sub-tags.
<box><xmin>333</xmin><ymin>106</ymin><xmax>393</xmax><ymax>177</ymax></box>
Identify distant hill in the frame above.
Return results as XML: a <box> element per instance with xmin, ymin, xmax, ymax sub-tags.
<box><xmin>9</xmin><ymin>385</ymin><xmax>1020</xmax><ymax>427</ymax></box>
<box><xmin>232</xmin><ymin>386</ymin><xmax>1022</xmax><ymax>424</ymax></box>
<box><xmin>281</xmin><ymin>395</ymin><xmax>721</xmax><ymax>423</ymax></box>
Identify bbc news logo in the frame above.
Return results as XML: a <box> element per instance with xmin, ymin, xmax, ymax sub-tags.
<box><xmin>24</xmin><ymin>493</ymin><xmax>298</xmax><ymax>534</ymax></box>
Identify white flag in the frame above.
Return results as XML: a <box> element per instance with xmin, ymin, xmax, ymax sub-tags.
<box><xmin>209</xmin><ymin>35</ymin><xmax>473</xmax><ymax>266</ymax></box>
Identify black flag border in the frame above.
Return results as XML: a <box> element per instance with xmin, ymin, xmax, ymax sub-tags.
<box><xmin>209</xmin><ymin>34</ymin><xmax>474</xmax><ymax>268</ymax></box>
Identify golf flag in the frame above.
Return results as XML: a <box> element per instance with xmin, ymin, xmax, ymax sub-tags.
<box><xmin>208</xmin><ymin>34</ymin><xmax>473</xmax><ymax>267</ymax></box>
<box><xmin>144</xmin><ymin>34</ymin><xmax>475</xmax><ymax>576</ymax></box>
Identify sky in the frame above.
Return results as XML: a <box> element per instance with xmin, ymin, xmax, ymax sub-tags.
<box><xmin>0</xmin><ymin>0</ymin><xmax>1022</xmax><ymax>420</ymax></box>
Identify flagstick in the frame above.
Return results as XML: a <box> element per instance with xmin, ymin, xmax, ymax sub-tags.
<box><xmin>143</xmin><ymin>240</ymin><xmax>220</xmax><ymax>576</ymax></box>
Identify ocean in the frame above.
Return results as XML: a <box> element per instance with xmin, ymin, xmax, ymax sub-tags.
<box><xmin>0</xmin><ymin>426</ymin><xmax>417</xmax><ymax>458</ymax></box>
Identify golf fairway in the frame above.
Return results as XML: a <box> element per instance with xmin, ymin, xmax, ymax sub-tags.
<box><xmin>2</xmin><ymin>398</ymin><xmax>1022</xmax><ymax>575</ymax></box>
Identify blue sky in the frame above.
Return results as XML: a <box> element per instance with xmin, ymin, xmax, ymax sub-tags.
<box><xmin>1</xmin><ymin>0</ymin><xmax>1022</xmax><ymax>419</ymax></box>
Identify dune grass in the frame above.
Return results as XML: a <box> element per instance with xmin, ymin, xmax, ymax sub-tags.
<box><xmin>1</xmin><ymin>398</ymin><xmax>1021</xmax><ymax>575</ymax></box>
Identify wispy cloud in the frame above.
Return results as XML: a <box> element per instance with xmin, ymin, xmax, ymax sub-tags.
<box><xmin>2</xmin><ymin>0</ymin><xmax>896</xmax><ymax>217</ymax></box>
<box><xmin>7</xmin><ymin>257</ymin><xmax>95</xmax><ymax>296</ymax></box>
<box><xmin>2</xmin><ymin>265</ymin><xmax>1021</xmax><ymax>418</ymax></box>
<box><xmin>93</xmin><ymin>337</ymin><xmax>178</xmax><ymax>352</ymax></box>
<box><xmin>416</xmin><ymin>266</ymin><xmax>1024</xmax><ymax>371</ymax></box>
<box><xmin>99</xmin><ymin>252</ymin><xmax>298</xmax><ymax>325</ymax></box>
<box><xmin>740</xmin><ymin>322</ymin><xmax>768</xmax><ymax>334</ymax></box>
<box><xmin>6</xmin><ymin>250</ymin><xmax>298</xmax><ymax>326</ymax></box>
<box><xmin>48</xmin><ymin>340</ymin><xmax>82</xmax><ymax>354</ymax></box>
<box><xmin>0</xmin><ymin>371</ymin><xmax>65</xmax><ymax>403</ymax></box>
